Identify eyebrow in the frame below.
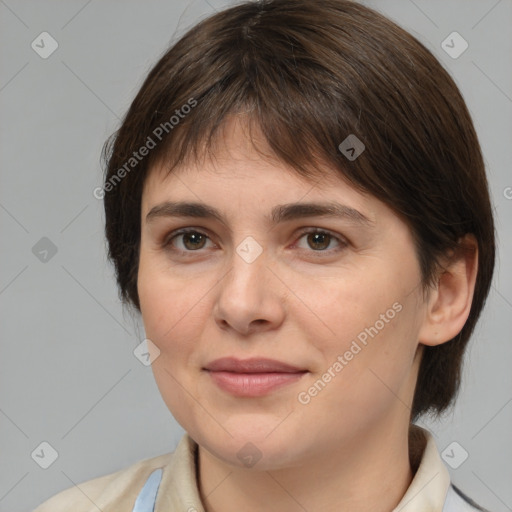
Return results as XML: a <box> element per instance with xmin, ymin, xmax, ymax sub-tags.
<box><xmin>145</xmin><ymin>201</ymin><xmax>373</xmax><ymax>227</ymax></box>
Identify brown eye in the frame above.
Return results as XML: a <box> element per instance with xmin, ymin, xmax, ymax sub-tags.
<box><xmin>306</xmin><ymin>232</ymin><xmax>331</xmax><ymax>251</ymax></box>
<box><xmin>181</xmin><ymin>232</ymin><xmax>207</xmax><ymax>250</ymax></box>
<box><xmin>164</xmin><ymin>229</ymin><xmax>213</xmax><ymax>253</ymax></box>
<box><xmin>295</xmin><ymin>229</ymin><xmax>346</xmax><ymax>253</ymax></box>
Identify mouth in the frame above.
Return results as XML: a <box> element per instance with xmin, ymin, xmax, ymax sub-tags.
<box><xmin>203</xmin><ymin>357</ymin><xmax>308</xmax><ymax>397</ymax></box>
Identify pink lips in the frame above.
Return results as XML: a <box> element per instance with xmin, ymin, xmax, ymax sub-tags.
<box><xmin>204</xmin><ymin>357</ymin><xmax>307</xmax><ymax>397</ymax></box>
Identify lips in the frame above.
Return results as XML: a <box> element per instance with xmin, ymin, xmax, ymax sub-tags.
<box><xmin>204</xmin><ymin>357</ymin><xmax>305</xmax><ymax>373</ymax></box>
<box><xmin>203</xmin><ymin>357</ymin><xmax>308</xmax><ymax>397</ymax></box>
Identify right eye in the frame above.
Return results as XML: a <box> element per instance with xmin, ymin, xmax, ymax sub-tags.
<box><xmin>163</xmin><ymin>228</ymin><xmax>217</xmax><ymax>254</ymax></box>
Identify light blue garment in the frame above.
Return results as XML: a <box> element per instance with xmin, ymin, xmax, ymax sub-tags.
<box><xmin>131</xmin><ymin>468</ymin><xmax>163</xmax><ymax>512</ymax></box>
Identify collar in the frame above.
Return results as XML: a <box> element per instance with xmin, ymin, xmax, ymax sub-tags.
<box><xmin>393</xmin><ymin>425</ymin><xmax>451</xmax><ymax>511</ymax></box>
<box><xmin>153</xmin><ymin>425</ymin><xmax>451</xmax><ymax>512</ymax></box>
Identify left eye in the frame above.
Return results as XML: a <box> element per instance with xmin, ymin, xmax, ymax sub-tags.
<box><xmin>295</xmin><ymin>229</ymin><xmax>346</xmax><ymax>252</ymax></box>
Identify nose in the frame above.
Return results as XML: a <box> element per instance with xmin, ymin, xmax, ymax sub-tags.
<box><xmin>213</xmin><ymin>241</ymin><xmax>286</xmax><ymax>336</ymax></box>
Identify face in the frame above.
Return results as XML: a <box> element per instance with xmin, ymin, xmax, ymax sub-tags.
<box><xmin>138</xmin><ymin>116</ymin><xmax>427</xmax><ymax>470</ymax></box>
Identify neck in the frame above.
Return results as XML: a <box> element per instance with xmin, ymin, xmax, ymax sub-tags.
<box><xmin>197</xmin><ymin>418</ymin><xmax>416</xmax><ymax>512</ymax></box>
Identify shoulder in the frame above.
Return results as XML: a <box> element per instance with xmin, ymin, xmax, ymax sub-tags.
<box><xmin>32</xmin><ymin>451</ymin><xmax>174</xmax><ymax>512</ymax></box>
<box><xmin>444</xmin><ymin>484</ymin><xmax>492</xmax><ymax>512</ymax></box>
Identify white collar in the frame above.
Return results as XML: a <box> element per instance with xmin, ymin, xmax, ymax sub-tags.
<box><xmin>144</xmin><ymin>425</ymin><xmax>463</xmax><ymax>511</ymax></box>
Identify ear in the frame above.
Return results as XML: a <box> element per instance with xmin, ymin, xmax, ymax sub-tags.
<box><xmin>418</xmin><ymin>235</ymin><xmax>479</xmax><ymax>347</ymax></box>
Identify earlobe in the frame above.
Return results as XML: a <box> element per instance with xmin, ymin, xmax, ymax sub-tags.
<box><xmin>418</xmin><ymin>235</ymin><xmax>479</xmax><ymax>347</ymax></box>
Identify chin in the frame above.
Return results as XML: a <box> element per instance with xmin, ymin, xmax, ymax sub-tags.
<box><xmin>205</xmin><ymin>435</ymin><xmax>301</xmax><ymax>471</ymax></box>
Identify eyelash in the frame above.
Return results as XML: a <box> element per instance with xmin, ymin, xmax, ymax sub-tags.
<box><xmin>162</xmin><ymin>227</ymin><xmax>348</xmax><ymax>258</ymax></box>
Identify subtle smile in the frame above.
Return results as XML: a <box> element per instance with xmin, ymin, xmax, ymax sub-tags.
<box><xmin>203</xmin><ymin>357</ymin><xmax>308</xmax><ymax>397</ymax></box>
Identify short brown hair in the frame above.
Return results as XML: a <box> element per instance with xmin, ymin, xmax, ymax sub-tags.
<box><xmin>101</xmin><ymin>0</ymin><xmax>495</xmax><ymax>420</ymax></box>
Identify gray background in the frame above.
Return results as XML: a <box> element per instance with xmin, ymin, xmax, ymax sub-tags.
<box><xmin>0</xmin><ymin>1</ymin><xmax>511</xmax><ymax>511</ymax></box>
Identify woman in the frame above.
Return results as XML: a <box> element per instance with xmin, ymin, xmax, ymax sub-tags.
<box><xmin>33</xmin><ymin>0</ymin><xmax>495</xmax><ymax>510</ymax></box>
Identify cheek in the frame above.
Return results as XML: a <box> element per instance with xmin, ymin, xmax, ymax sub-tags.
<box><xmin>300</xmin><ymin>269</ymin><xmax>400</xmax><ymax>351</ymax></box>
<box><xmin>303</xmin><ymin>264</ymin><xmax>422</xmax><ymax>390</ymax></box>
<box><xmin>137</xmin><ymin>254</ymin><xmax>211</xmax><ymax>354</ymax></box>
<box><xmin>297</xmin><ymin>305</ymin><xmax>420</xmax><ymax>434</ymax></box>
<box><xmin>137</xmin><ymin>256</ymin><xmax>211</xmax><ymax>427</ymax></box>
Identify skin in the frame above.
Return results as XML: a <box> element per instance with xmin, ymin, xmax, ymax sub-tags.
<box><xmin>137</xmin><ymin>115</ymin><xmax>478</xmax><ymax>512</ymax></box>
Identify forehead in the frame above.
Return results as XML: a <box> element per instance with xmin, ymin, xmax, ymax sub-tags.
<box><xmin>139</xmin><ymin>116</ymin><xmax>412</xmax><ymax>244</ymax></box>
<box><xmin>141</xmin><ymin>167</ymin><xmax>384</xmax><ymax>238</ymax></box>
<box><xmin>142</xmin><ymin>114</ymin><xmax>359</xmax><ymax>201</ymax></box>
